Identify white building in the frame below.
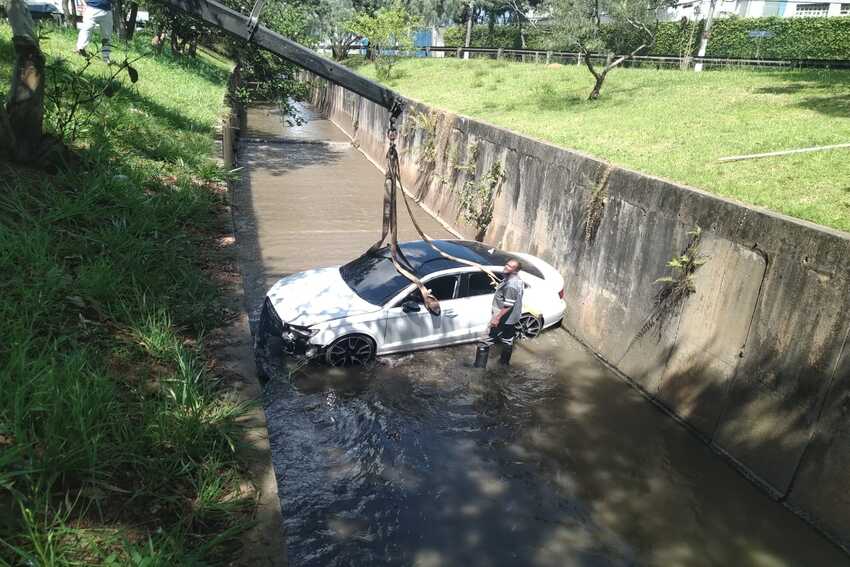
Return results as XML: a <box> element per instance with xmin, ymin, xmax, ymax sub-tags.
<box><xmin>664</xmin><ymin>0</ymin><xmax>850</xmax><ymax>20</ymax></box>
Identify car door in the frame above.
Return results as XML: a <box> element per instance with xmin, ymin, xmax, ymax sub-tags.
<box><xmin>382</xmin><ymin>274</ymin><xmax>460</xmax><ymax>352</ymax></box>
<box><xmin>455</xmin><ymin>271</ymin><xmax>501</xmax><ymax>341</ymax></box>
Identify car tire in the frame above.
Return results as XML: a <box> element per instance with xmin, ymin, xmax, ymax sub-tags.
<box><xmin>254</xmin><ymin>312</ymin><xmax>282</xmax><ymax>382</ymax></box>
<box><xmin>325</xmin><ymin>334</ymin><xmax>376</xmax><ymax>367</ymax></box>
<box><xmin>515</xmin><ymin>313</ymin><xmax>542</xmax><ymax>340</ymax></box>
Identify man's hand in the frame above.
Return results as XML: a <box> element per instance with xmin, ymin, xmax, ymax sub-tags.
<box><xmin>489</xmin><ymin>316</ymin><xmax>501</xmax><ymax>328</ymax></box>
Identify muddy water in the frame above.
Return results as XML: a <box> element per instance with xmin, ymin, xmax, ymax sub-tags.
<box><xmin>264</xmin><ymin>331</ymin><xmax>847</xmax><ymax>567</ymax></box>
<box><xmin>236</xmin><ymin>102</ymin><xmax>847</xmax><ymax>566</ymax></box>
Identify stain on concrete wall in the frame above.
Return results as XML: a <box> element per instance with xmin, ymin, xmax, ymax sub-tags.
<box><xmin>308</xmin><ymin>76</ymin><xmax>850</xmax><ymax>549</ymax></box>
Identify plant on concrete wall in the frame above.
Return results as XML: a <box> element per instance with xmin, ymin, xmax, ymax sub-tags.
<box><xmin>412</xmin><ymin>110</ymin><xmax>439</xmax><ymax>168</ymax></box>
<box><xmin>583</xmin><ymin>164</ymin><xmax>613</xmax><ymax>243</ymax></box>
<box><xmin>636</xmin><ymin>226</ymin><xmax>706</xmax><ymax>341</ymax></box>
<box><xmin>452</xmin><ymin>140</ymin><xmax>479</xmax><ymax>175</ymax></box>
<box><xmin>458</xmin><ymin>160</ymin><xmax>505</xmax><ymax>240</ymax></box>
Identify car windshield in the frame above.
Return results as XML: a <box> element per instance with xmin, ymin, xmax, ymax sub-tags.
<box><xmin>339</xmin><ymin>251</ymin><xmax>411</xmax><ymax>305</ymax></box>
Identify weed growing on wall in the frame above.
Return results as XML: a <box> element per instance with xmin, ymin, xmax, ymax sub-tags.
<box><xmin>453</xmin><ymin>140</ymin><xmax>479</xmax><ymax>175</ymax></box>
<box><xmin>584</xmin><ymin>164</ymin><xmax>613</xmax><ymax>243</ymax></box>
<box><xmin>458</xmin><ymin>160</ymin><xmax>506</xmax><ymax>240</ymax></box>
<box><xmin>412</xmin><ymin>110</ymin><xmax>439</xmax><ymax>168</ymax></box>
<box><xmin>637</xmin><ymin>226</ymin><xmax>706</xmax><ymax>341</ymax></box>
<box><xmin>616</xmin><ymin>226</ymin><xmax>706</xmax><ymax>364</ymax></box>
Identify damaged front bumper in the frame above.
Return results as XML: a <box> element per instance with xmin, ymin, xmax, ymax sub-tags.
<box><xmin>259</xmin><ymin>297</ymin><xmax>322</xmax><ymax>359</ymax></box>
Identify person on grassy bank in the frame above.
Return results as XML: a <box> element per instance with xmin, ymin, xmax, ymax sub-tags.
<box><xmin>76</xmin><ymin>0</ymin><xmax>112</xmax><ymax>63</ymax></box>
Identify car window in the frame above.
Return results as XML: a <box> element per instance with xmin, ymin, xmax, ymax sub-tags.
<box><xmin>402</xmin><ymin>275</ymin><xmax>458</xmax><ymax>304</ymax></box>
<box><xmin>461</xmin><ymin>272</ymin><xmax>502</xmax><ymax>298</ymax></box>
<box><xmin>339</xmin><ymin>251</ymin><xmax>412</xmax><ymax>305</ymax></box>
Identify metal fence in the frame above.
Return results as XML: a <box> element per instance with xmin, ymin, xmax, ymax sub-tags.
<box><xmin>350</xmin><ymin>45</ymin><xmax>850</xmax><ymax>71</ymax></box>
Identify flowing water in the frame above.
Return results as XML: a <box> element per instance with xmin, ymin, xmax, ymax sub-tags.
<box><xmin>237</xmin><ymin>102</ymin><xmax>849</xmax><ymax>566</ymax></box>
<box><xmin>263</xmin><ymin>332</ymin><xmax>848</xmax><ymax>567</ymax></box>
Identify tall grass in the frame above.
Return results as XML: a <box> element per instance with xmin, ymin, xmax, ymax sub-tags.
<box><xmin>1</xmin><ymin>23</ymin><xmax>254</xmax><ymax>565</ymax></box>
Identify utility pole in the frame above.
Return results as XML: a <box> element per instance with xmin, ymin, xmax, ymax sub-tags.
<box><xmin>694</xmin><ymin>0</ymin><xmax>717</xmax><ymax>72</ymax></box>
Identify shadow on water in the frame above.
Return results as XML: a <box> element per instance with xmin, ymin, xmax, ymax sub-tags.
<box><xmin>234</xmin><ymin>101</ymin><xmax>848</xmax><ymax>567</ymax></box>
<box><xmin>262</xmin><ymin>328</ymin><xmax>849</xmax><ymax>567</ymax></box>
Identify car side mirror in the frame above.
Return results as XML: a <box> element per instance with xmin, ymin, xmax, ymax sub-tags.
<box><xmin>402</xmin><ymin>300</ymin><xmax>421</xmax><ymax>313</ymax></box>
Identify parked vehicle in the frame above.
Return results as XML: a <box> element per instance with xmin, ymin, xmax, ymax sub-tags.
<box><xmin>22</xmin><ymin>0</ymin><xmax>148</xmax><ymax>28</ymax></box>
<box><xmin>255</xmin><ymin>240</ymin><xmax>566</xmax><ymax>368</ymax></box>
<box><xmin>23</xmin><ymin>0</ymin><xmax>70</xmax><ymax>21</ymax></box>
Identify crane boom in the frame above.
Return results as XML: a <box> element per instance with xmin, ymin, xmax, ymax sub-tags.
<box><xmin>163</xmin><ymin>0</ymin><xmax>403</xmax><ymax>112</ymax></box>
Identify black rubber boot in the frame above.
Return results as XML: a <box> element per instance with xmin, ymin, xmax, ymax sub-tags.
<box><xmin>499</xmin><ymin>345</ymin><xmax>513</xmax><ymax>366</ymax></box>
<box><xmin>474</xmin><ymin>345</ymin><xmax>490</xmax><ymax>368</ymax></box>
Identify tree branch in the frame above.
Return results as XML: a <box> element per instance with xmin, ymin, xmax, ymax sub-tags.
<box><xmin>580</xmin><ymin>45</ymin><xmax>601</xmax><ymax>80</ymax></box>
<box><xmin>604</xmin><ymin>42</ymin><xmax>646</xmax><ymax>72</ymax></box>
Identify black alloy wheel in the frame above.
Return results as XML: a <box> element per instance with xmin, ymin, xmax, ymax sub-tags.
<box><xmin>325</xmin><ymin>335</ymin><xmax>376</xmax><ymax>367</ymax></box>
<box><xmin>515</xmin><ymin>313</ymin><xmax>542</xmax><ymax>340</ymax></box>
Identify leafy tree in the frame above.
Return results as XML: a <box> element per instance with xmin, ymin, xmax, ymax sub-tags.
<box><xmin>311</xmin><ymin>0</ymin><xmax>361</xmax><ymax>60</ymax></box>
<box><xmin>545</xmin><ymin>0</ymin><xmax>673</xmax><ymax>99</ymax></box>
<box><xmin>0</xmin><ymin>0</ymin><xmax>46</xmax><ymax>162</ymax></box>
<box><xmin>404</xmin><ymin>0</ymin><xmax>464</xmax><ymax>25</ymax></box>
<box><xmin>145</xmin><ymin>0</ymin><xmax>313</xmax><ymax>111</ymax></box>
<box><xmin>347</xmin><ymin>1</ymin><xmax>416</xmax><ymax>80</ymax></box>
<box><xmin>229</xmin><ymin>0</ymin><xmax>314</xmax><ymax>115</ymax></box>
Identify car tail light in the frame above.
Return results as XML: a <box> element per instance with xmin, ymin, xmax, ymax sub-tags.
<box><xmin>559</xmin><ymin>288</ymin><xmax>565</xmax><ymax>299</ymax></box>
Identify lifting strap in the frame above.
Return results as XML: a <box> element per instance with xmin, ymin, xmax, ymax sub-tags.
<box><xmin>368</xmin><ymin>104</ymin><xmax>501</xmax><ymax>316</ymax></box>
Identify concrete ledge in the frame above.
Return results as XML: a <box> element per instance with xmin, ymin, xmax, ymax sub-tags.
<box><xmin>306</xmin><ymin>74</ymin><xmax>850</xmax><ymax>550</ymax></box>
<box><xmin>219</xmin><ymin>81</ymin><xmax>286</xmax><ymax>566</ymax></box>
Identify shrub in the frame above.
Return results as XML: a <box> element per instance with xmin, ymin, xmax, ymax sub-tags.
<box><xmin>442</xmin><ymin>17</ymin><xmax>850</xmax><ymax>60</ymax></box>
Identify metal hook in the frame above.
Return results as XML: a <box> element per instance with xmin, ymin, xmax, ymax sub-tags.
<box><xmin>246</xmin><ymin>0</ymin><xmax>267</xmax><ymax>41</ymax></box>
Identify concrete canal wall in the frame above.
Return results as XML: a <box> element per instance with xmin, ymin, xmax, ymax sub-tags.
<box><xmin>307</xmin><ymin>74</ymin><xmax>850</xmax><ymax>549</ymax></box>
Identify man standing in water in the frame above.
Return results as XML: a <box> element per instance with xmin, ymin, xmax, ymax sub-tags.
<box><xmin>474</xmin><ymin>258</ymin><xmax>524</xmax><ymax>368</ymax></box>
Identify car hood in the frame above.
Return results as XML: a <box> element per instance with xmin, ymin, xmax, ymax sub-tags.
<box><xmin>266</xmin><ymin>267</ymin><xmax>380</xmax><ymax>326</ymax></box>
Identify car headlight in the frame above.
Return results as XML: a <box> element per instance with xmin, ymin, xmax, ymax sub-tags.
<box><xmin>288</xmin><ymin>324</ymin><xmax>319</xmax><ymax>338</ymax></box>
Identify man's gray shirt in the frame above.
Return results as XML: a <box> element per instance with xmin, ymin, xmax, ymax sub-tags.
<box><xmin>492</xmin><ymin>275</ymin><xmax>524</xmax><ymax>325</ymax></box>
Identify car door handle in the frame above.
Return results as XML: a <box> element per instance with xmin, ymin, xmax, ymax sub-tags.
<box><xmin>443</xmin><ymin>309</ymin><xmax>457</xmax><ymax>318</ymax></box>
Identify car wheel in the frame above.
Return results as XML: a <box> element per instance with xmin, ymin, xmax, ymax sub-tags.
<box><xmin>254</xmin><ymin>312</ymin><xmax>282</xmax><ymax>382</ymax></box>
<box><xmin>515</xmin><ymin>313</ymin><xmax>542</xmax><ymax>340</ymax></box>
<box><xmin>325</xmin><ymin>334</ymin><xmax>376</xmax><ymax>367</ymax></box>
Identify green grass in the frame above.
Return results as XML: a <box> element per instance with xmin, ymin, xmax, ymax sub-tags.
<box><xmin>1</xmin><ymin>24</ymin><xmax>256</xmax><ymax>565</ymax></box>
<box><xmin>358</xmin><ymin>57</ymin><xmax>850</xmax><ymax>233</ymax></box>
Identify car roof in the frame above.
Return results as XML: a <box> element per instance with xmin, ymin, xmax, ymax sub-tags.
<box><xmin>373</xmin><ymin>240</ymin><xmax>544</xmax><ymax>279</ymax></box>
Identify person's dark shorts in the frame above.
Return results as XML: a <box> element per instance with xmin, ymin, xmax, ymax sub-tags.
<box><xmin>480</xmin><ymin>320</ymin><xmax>516</xmax><ymax>347</ymax></box>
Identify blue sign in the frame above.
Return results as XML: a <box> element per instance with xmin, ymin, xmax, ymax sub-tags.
<box><xmin>748</xmin><ymin>30</ymin><xmax>775</xmax><ymax>39</ymax></box>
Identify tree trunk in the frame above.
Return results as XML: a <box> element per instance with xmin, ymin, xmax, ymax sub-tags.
<box><xmin>487</xmin><ymin>11</ymin><xmax>495</xmax><ymax>46</ymax></box>
<box><xmin>112</xmin><ymin>0</ymin><xmax>126</xmax><ymax>40</ymax></box>
<box><xmin>125</xmin><ymin>2</ymin><xmax>138</xmax><ymax>40</ymax></box>
<box><xmin>588</xmin><ymin>73</ymin><xmax>605</xmax><ymax>100</ymax></box>
<box><xmin>519</xmin><ymin>22</ymin><xmax>526</xmax><ymax>49</ymax></box>
<box><xmin>61</xmin><ymin>0</ymin><xmax>71</xmax><ymax>27</ymax></box>
<box><xmin>1</xmin><ymin>0</ymin><xmax>47</xmax><ymax>163</ymax></box>
<box><xmin>464</xmin><ymin>2</ymin><xmax>473</xmax><ymax>47</ymax></box>
<box><xmin>171</xmin><ymin>29</ymin><xmax>180</xmax><ymax>54</ymax></box>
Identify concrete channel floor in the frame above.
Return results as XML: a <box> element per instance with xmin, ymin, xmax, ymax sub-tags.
<box><xmin>232</xmin><ymin>102</ymin><xmax>848</xmax><ymax>566</ymax></box>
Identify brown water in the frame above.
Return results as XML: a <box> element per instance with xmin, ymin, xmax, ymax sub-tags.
<box><xmin>235</xmin><ymin>102</ymin><xmax>849</xmax><ymax>567</ymax></box>
<box><xmin>263</xmin><ymin>331</ymin><xmax>847</xmax><ymax>567</ymax></box>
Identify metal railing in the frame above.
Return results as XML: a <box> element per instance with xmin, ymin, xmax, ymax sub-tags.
<box><xmin>347</xmin><ymin>45</ymin><xmax>850</xmax><ymax>70</ymax></box>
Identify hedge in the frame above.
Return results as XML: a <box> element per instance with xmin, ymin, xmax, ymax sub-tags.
<box><xmin>442</xmin><ymin>16</ymin><xmax>850</xmax><ymax>60</ymax></box>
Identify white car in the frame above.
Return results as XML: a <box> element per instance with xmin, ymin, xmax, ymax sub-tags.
<box><xmin>255</xmin><ymin>240</ymin><xmax>566</xmax><ymax>368</ymax></box>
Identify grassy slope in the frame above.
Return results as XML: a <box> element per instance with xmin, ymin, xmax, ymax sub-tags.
<box><xmin>357</xmin><ymin>57</ymin><xmax>850</xmax><ymax>233</ymax></box>
<box><xmin>1</xmin><ymin>25</ymin><xmax>254</xmax><ymax>565</ymax></box>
